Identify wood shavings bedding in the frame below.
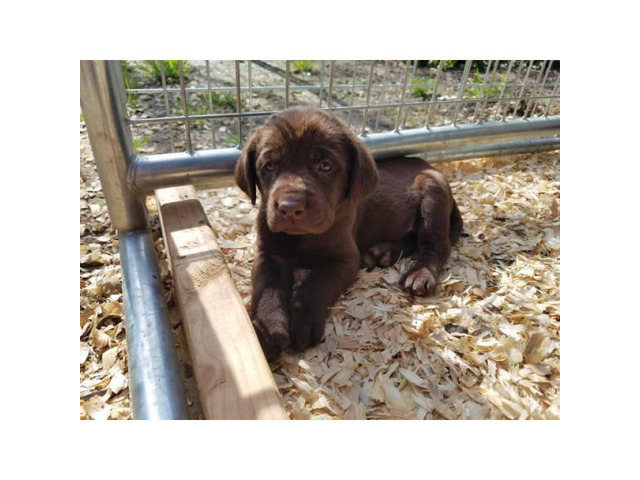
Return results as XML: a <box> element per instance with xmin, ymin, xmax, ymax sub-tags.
<box><xmin>200</xmin><ymin>150</ymin><xmax>560</xmax><ymax>420</ymax></box>
<box><xmin>80</xmin><ymin>122</ymin><xmax>204</xmax><ymax>419</ymax></box>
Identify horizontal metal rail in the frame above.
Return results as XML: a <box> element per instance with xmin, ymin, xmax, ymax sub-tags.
<box><xmin>128</xmin><ymin>95</ymin><xmax>558</xmax><ymax>125</ymax></box>
<box><xmin>363</xmin><ymin>115</ymin><xmax>559</xmax><ymax>159</ymax></box>
<box><xmin>422</xmin><ymin>136</ymin><xmax>559</xmax><ymax>163</ymax></box>
<box><xmin>130</xmin><ymin>116</ymin><xmax>560</xmax><ymax>192</ymax></box>
<box><xmin>133</xmin><ymin>147</ymin><xmax>241</xmax><ymax>191</ymax></box>
<box><xmin>125</xmin><ymin>80</ymin><xmax>559</xmax><ymax>96</ymax></box>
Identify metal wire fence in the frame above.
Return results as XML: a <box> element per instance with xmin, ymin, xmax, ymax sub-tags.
<box><xmin>121</xmin><ymin>60</ymin><xmax>560</xmax><ymax>155</ymax></box>
<box><xmin>80</xmin><ymin>59</ymin><xmax>560</xmax><ymax>419</ymax></box>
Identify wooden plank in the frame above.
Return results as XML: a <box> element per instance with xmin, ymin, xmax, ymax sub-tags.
<box><xmin>156</xmin><ymin>185</ymin><xmax>288</xmax><ymax>420</ymax></box>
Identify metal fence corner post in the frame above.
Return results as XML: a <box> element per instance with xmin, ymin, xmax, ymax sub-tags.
<box><xmin>81</xmin><ymin>60</ymin><xmax>189</xmax><ymax>419</ymax></box>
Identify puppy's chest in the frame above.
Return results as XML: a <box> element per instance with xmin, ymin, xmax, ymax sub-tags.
<box><xmin>293</xmin><ymin>236</ymin><xmax>348</xmax><ymax>268</ymax></box>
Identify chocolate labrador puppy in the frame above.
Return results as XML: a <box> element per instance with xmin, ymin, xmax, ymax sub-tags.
<box><xmin>235</xmin><ymin>107</ymin><xmax>462</xmax><ymax>359</ymax></box>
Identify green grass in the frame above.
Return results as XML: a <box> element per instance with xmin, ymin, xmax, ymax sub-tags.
<box><xmin>120</xmin><ymin>60</ymin><xmax>190</xmax><ymax>89</ymax></box>
<box><xmin>418</xmin><ymin>60</ymin><xmax>512</xmax><ymax>72</ymax></box>
<box><xmin>189</xmin><ymin>91</ymin><xmax>237</xmax><ymax>115</ymax></box>
<box><xmin>197</xmin><ymin>91</ymin><xmax>237</xmax><ymax>110</ymax></box>
<box><xmin>222</xmin><ymin>134</ymin><xmax>240</xmax><ymax>147</ymax></box>
<box><xmin>120</xmin><ymin>60</ymin><xmax>141</xmax><ymax>108</ymax></box>
<box><xmin>133</xmin><ymin>137</ymin><xmax>151</xmax><ymax>153</ymax></box>
<box><xmin>186</xmin><ymin>92</ymin><xmax>239</xmax><ymax>128</ymax></box>
<box><xmin>465</xmin><ymin>71</ymin><xmax>504</xmax><ymax>99</ymax></box>
<box><xmin>424</xmin><ymin>60</ymin><xmax>457</xmax><ymax>70</ymax></box>
<box><xmin>412</xmin><ymin>77</ymin><xmax>437</xmax><ymax>99</ymax></box>
<box><xmin>120</xmin><ymin>60</ymin><xmax>138</xmax><ymax>88</ymax></box>
<box><xmin>416</xmin><ymin>60</ymin><xmax>460</xmax><ymax>70</ymax></box>
<box><xmin>142</xmin><ymin>60</ymin><xmax>190</xmax><ymax>84</ymax></box>
<box><xmin>291</xmin><ymin>60</ymin><xmax>315</xmax><ymax>73</ymax></box>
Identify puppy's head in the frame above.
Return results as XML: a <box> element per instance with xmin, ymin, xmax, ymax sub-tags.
<box><xmin>235</xmin><ymin>108</ymin><xmax>378</xmax><ymax>235</ymax></box>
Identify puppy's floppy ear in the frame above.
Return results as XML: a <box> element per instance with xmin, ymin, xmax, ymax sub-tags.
<box><xmin>235</xmin><ymin>131</ymin><xmax>260</xmax><ymax>205</ymax></box>
<box><xmin>345</xmin><ymin>135</ymin><xmax>379</xmax><ymax>204</ymax></box>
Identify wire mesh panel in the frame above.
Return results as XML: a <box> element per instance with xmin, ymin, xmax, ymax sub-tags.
<box><xmin>121</xmin><ymin>60</ymin><xmax>559</xmax><ymax>156</ymax></box>
<box><xmin>80</xmin><ymin>60</ymin><xmax>561</xmax><ymax>419</ymax></box>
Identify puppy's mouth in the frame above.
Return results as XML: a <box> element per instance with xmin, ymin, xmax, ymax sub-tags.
<box><xmin>267</xmin><ymin>211</ymin><xmax>333</xmax><ymax>235</ymax></box>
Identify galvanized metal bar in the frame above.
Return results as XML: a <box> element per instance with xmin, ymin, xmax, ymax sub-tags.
<box><xmin>285</xmin><ymin>60</ymin><xmax>290</xmax><ymax>109</ymax></box>
<box><xmin>80</xmin><ymin>60</ymin><xmax>147</xmax><ymax>232</ymax></box>
<box><xmin>125</xmin><ymin>80</ymin><xmax>558</xmax><ymax>96</ymax></box>
<box><xmin>505</xmin><ymin>60</ymin><xmax>526</xmax><ymax>119</ymax></box>
<box><xmin>402</xmin><ymin>60</ymin><xmax>419</xmax><ymax>128</ymax></box>
<box><xmin>474</xmin><ymin>60</ymin><xmax>500</xmax><ymax>123</ymax></box>
<box><xmin>347</xmin><ymin>60</ymin><xmax>357</xmax><ymax>128</ymax></box>
<box><xmin>518</xmin><ymin>60</ymin><xmax>535</xmax><ymax>97</ymax></box>
<box><xmin>418</xmin><ymin>136</ymin><xmax>559</xmax><ymax>163</ymax></box>
<box><xmin>119</xmin><ymin>231</ymin><xmax>189</xmax><ymax>420</ymax></box>
<box><xmin>127</xmin><ymin>94</ymin><xmax>559</xmax><ymax>126</ymax></box>
<box><xmin>177</xmin><ymin>60</ymin><xmax>192</xmax><ymax>151</ymax></box>
<box><xmin>363</xmin><ymin>115</ymin><xmax>559</xmax><ymax>159</ymax></box>
<box><xmin>524</xmin><ymin>60</ymin><xmax>550</xmax><ymax>118</ymax></box>
<box><xmin>159</xmin><ymin>61</ymin><xmax>176</xmax><ymax>152</ymax></box>
<box><xmin>425</xmin><ymin>60</ymin><xmax>444</xmax><ymax>128</ymax></box>
<box><xmin>513</xmin><ymin>60</ymin><xmax>534</xmax><ymax>119</ymax></box>
<box><xmin>472</xmin><ymin>60</ymin><xmax>492</xmax><ymax>122</ymax></box>
<box><xmin>374</xmin><ymin>60</ymin><xmax>390</xmax><ymax>132</ymax></box>
<box><xmin>544</xmin><ymin>72</ymin><xmax>560</xmax><ymax>117</ymax></box>
<box><xmin>132</xmin><ymin>148</ymin><xmax>242</xmax><ymax>191</ymax></box>
<box><xmin>542</xmin><ymin>63</ymin><xmax>557</xmax><ymax>96</ymax></box>
<box><xmin>497</xmin><ymin>60</ymin><xmax>515</xmax><ymax>121</ymax></box>
<box><xmin>327</xmin><ymin>61</ymin><xmax>335</xmax><ymax>109</ymax></box>
<box><xmin>130</xmin><ymin>116</ymin><xmax>559</xmax><ymax>191</ymax></box>
<box><xmin>529</xmin><ymin>60</ymin><xmax>554</xmax><ymax>116</ymax></box>
<box><xmin>205</xmin><ymin>60</ymin><xmax>217</xmax><ymax>149</ymax></box>
<box><xmin>81</xmin><ymin>60</ymin><xmax>189</xmax><ymax>419</ymax></box>
<box><xmin>235</xmin><ymin>61</ymin><xmax>243</xmax><ymax>146</ymax></box>
<box><xmin>248</xmin><ymin>60</ymin><xmax>254</xmax><ymax>132</ymax></box>
<box><xmin>318</xmin><ymin>60</ymin><xmax>325</xmax><ymax>107</ymax></box>
<box><xmin>361</xmin><ymin>61</ymin><xmax>376</xmax><ymax>135</ymax></box>
<box><xmin>522</xmin><ymin>60</ymin><xmax>545</xmax><ymax>118</ymax></box>
<box><xmin>130</xmin><ymin>110</ymin><xmax>280</xmax><ymax>124</ymax></box>
<box><xmin>513</xmin><ymin>59</ymin><xmax>526</xmax><ymax>80</ymax></box>
<box><xmin>452</xmin><ymin>60</ymin><xmax>473</xmax><ymax>125</ymax></box>
<box><xmin>394</xmin><ymin>61</ymin><xmax>412</xmax><ymax>131</ymax></box>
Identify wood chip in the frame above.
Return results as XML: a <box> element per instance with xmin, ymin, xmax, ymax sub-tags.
<box><xmin>101</xmin><ymin>347</ymin><xmax>118</xmax><ymax>370</ymax></box>
<box><xmin>109</xmin><ymin>371</ymin><xmax>128</xmax><ymax>395</ymax></box>
<box><xmin>82</xmin><ymin>95</ymin><xmax>560</xmax><ymax>422</ymax></box>
<box><xmin>201</xmin><ymin>152</ymin><xmax>560</xmax><ymax>420</ymax></box>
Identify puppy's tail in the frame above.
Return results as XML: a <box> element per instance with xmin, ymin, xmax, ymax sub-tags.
<box><xmin>449</xmin><ymin>200</ymin><xmax>463</xmax><ymax>244</ymax></box>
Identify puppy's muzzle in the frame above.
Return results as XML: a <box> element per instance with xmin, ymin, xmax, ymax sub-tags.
<box><xmin>275</xmin><ymin>195</ymin><xmax>306</xmax><ymax>220</ymax></box>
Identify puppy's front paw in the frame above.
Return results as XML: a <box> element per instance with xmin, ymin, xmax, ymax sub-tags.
<box><xmin>289</xmin><ymin>296</ymin><xmax>326</xmax><ymax>350</ymax></box>
<box><xmin>252</xmin><ymin>309</ymin><xmax>290</xmax><ymax>361</ymax></box>
<box><xmin>400</xmin><ymin>265</ymin><xmax>438</xmax><ymax>296</ymax></box>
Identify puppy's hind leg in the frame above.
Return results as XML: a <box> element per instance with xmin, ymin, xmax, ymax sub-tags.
<box><xmin>360</xmin><ymin>236</ymin><xmax>416</xmax><ymax>271</ymax></box>
<box><xmin>400</xmin><ymin>169</ymin><xmax>461</xmax><ymax>296</ymax></box>
<box><xmin>449</xmin><ymin>198</ymin><xmax>463</xmax><ymax>244</ymax></box>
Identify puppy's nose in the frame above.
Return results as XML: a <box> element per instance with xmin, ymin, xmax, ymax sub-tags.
<box><xmin>276</xmin><ymin>197</ymin><xmax>305</xmax><ymax>219</ymax></box>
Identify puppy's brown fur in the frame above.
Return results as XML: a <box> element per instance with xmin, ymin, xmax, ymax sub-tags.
<box><xmin>235</xmin><ymin>107</ymin><xmax>462</xmax><ymax>359</ymax></box>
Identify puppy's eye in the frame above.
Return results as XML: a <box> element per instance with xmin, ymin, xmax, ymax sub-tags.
<box><xmin>318</xmin><ymin>161</ymin><xmax>332</xmax><ymax>172</ymax></box>
<box><xmin>263</xmin><ymin>161</ymin><xmax>276</xmax><ymax>172</ymax></box>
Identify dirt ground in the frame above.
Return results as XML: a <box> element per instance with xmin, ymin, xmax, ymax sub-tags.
<box><xmin>126</xmin><ymin>60</ymin><xmax>559</xmax><ymax>155</ymax></box>
<box><xmin>80</xmin><ymin>60</ymin><xmax>559</xmax><ymax>420</ymax></box>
